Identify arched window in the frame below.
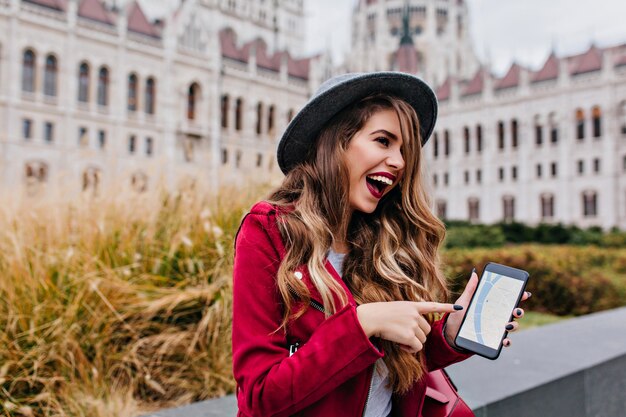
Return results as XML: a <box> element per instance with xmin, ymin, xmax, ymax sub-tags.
<box><xmin>502</xmin><ymin>195</ymin><xmax>515</xmax><ymax>222</ymax></box>
<box><xmin>221</xmin><ymin>95</ymin><xmax>229</xmax><ymax>128</ymax></box>
<box><xmin>475</xmin><ymin>124</ymin><xmax>483</xmax><ymax>152</ymax></box>
<box><xmin>235</xmin><ymin>98</ymin><xmax>243</xmax><ymax>131</ymax></box>
<box><xmin>145</xmin><ymin>77</ymin><xmax>156</xmax><ymax>115</ymax></box>
<box><xmin>25</xmin><ymin>161</ymin><xmax>49</xmax><ymax>196</ymax></box>
<box><xmin>433</xmin><ymin>132</ymin><xmax>439</xmax><ymax>159</ymax></box>
<box><xmin>541</xmin><ymin>193</ymin><xmax>555</xmax><ymax>219</ymax></box>
<box><xmin>256</xmin><ymin>102</ymin><xmax>264</xmax><ymax>135</ymax></box>
<box><xmin>128</xmin><ymin>73</ymin><xmax>138</xmax><ymax>111</ymax></box>
<box><xmin>497</xmin><ymin>121</ymin><xmax>505</xmax><ymax>149</ymax></box>
<box><xmin>22</xmin><ymin>49</ymin><xmax>36</xmax><ymax>93</ymax></box>
<box><xmin>78</xmin><ymin>62</ymin><xmax>90</xmax><ymax>102</ymax></box>
<box><xmin>592</xmin><ymin>106</ymin><xmax>602</xmax><ymax>138</ymax></box>
<box><xmin>287</xmin><ymin>108</ymin><xmax>295</xmax><ymax>123</ymax></box>
<box><xmin>187</xmin><ymin>83</ymin><xmax>199</xmax><ymax>120</ymax></box>
<box><xmin>82</xmin><ymin>167</ymin><xmax>101</xmax><ymax>194</ymax></box>
<box><xmin>576</xmin><ymin>108</ymin><xmax>585</xmax><ymax>140</ymax></box>
<box><xmin>44</xmin><ymin>54</ymin><xmax>57</xmax><ymax>97</ymax></box>
<box><xmin>436</xmin><ymin>200</ymin><xmax>447</xmax><ymax>219</ymax></box>
<box><xmin>468</xmin><ymin>198</ymin><xmax>480</xmax><ymax>222</ymax></box>
<box><xmin>444</xmin><ymin>129</ymin><xmax>450</xmax><ymax>156</ymax></box>
<box><xmin>128</xmin><ymin>135</ymin><xmax>136</xmax><ymax>153</ymax></box>
<box><xmin>463</xmin><ymin>126</ymin><xmax>470</xmax><ymax>154</ymax></box>
<box><xmin>131</xmin><ymin>171</ymin><xmax>148</xmax><ymax>193</ymax></box>
<box><xmin>267</xmin><ymin>105</ymin><xmax>275</xmax><ymax>134</ymax></box>
<box><xmin>145</xmin><ymin>137</ymin><xmax>153</xmax><ymax>156</ymax></box>
<box><xmin>549</xmin><ymin>112</ymin><xmax>558</xmax><ymax>143</ymax></box>
<box><xmin>582</xmin><ymin>190</ymin><xmax>597</xmax><ymax>217</ymax></box>
<box><xmin>534</xmin><ymin>115</ymin><xmax>543</xmax><ymax>146</ymax></box>
<box><xmin>511</xmin><ymin>119</ymin><xmax>518</xmax><ymax>148</ymax></box>
<box><xmin>97</xmin><ymin>67</ymin><xmax>109</xmax><ymax>106</ymax></box>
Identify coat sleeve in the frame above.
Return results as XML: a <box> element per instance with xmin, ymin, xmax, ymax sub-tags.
<box><xmin>232</xmin><ymin>213</ymin><xmax>383</xmax><ymax>417</ymax></box>
<box><xmin>424</xmin><ymin>313</ymin><xmax>473</xmax><ymax>371</ymax></box>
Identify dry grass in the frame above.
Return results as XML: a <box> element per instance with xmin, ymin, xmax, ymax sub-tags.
<box><xmin>0</xmin><ymin>182</ymin><xmax>268</xmax><ymax>417</ymax></box>
<box><xmin>2</xmin><ymin>181</ymin><xmax>624</xmax><ymax>417</ymax></box>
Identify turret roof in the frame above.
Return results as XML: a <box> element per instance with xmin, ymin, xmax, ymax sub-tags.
<box><xmin>495</xmin><ymin>63</ymin><xmax>521</xmax><ymax>90</ymax></box>
<box><xmin>78</xmin><ymin>0</ymin><xmax>114</xmax><ymax>26</ymax></box>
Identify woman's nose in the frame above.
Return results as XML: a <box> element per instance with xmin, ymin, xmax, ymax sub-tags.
<box><xmin>387</xmin><ymin>148</ymin><xmax>405</xmax><ymax>170</ymax></box>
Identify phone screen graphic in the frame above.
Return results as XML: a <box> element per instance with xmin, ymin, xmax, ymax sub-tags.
<box><xmin>458</xmin><ymin>270</ymin><xmax>525</xmax><ymax>350</ymax></box>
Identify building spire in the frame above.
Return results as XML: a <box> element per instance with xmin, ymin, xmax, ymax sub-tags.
<box><xmin>400</xmin><ymin>0</ymin><xmax>413</xmax><ymax>46</ymax></box>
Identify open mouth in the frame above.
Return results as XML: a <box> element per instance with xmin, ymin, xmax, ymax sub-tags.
<box><xmin>366</xmin><ymin>174</ymin><xmax>393</xmax><ymax>198</ymax></box>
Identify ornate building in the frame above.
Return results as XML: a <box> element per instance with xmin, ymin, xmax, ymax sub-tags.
<box><xmin>0</xmin><ymin>0</ymin><xmax>318</xmax><ymax>196</ymax></box>
<box><xmin>2</xmin><ymin>0</ymin><xmax>626</xmax><ymax>229</ymax></box>
<box><xmin>348</xmin><ymin>0</ymin><xmax>626</xmax><ymax>230</ymax></box>
<box><xmin>347</xmin><ymin>0</ymin><xmax>479</xmax><ymax>85</ymax></box>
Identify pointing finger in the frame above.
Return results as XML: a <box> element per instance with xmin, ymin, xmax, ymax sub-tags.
<box><xmin>415</xmin><ymin>302</ymin><xmax>464</xmax><ymax>314</ymax></box>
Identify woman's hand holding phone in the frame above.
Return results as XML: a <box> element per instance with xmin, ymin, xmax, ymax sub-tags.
<box><xmin>444</xmin><ymin>269</ymin><xmax>531</xmax><ymax>351</ymax></box>
<box><xmin>356</xmin><ymin>301</ymin><xmax>463</xmax><ymax>354</ymax></box>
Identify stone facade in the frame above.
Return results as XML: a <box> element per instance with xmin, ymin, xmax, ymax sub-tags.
<box><xmin>2</xmin><ymin>0</ymin><xmax>626</xmax><ymax>229</ymax></box>
<box><xmin>0</xmin><ymin>0</ymin><xmax>315</xmax><ymax>197</ymax></box>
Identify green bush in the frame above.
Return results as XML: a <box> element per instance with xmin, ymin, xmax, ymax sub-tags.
<box><xmin>444</xmin><ymin>221</ymin><xmax>625</xmax><ymax>248</ymax></box>
<box><xmin>444</xmin><ymin>225</ymin><xmax>505</xmax><ymax>248</ymax></box>
<box><xmin>442</xmin><ymin>245</ymin><xmax>626</xmax><ymax>317</ymax></box>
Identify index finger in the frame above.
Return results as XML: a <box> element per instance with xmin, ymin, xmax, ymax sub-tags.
<box><xmin>415</xmin><ymin>302</ymin><xmax>463</xmax><ymax>314</ymax></box>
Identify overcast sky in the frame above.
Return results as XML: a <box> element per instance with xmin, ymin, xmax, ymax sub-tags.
<box><xmin>305</xmin><ymin>0</ymin><xmax>626</xmax><ymax>75</ymax></box>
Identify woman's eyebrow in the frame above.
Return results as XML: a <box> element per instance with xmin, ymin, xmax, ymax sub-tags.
<box><xmin>369</xmin><ymin>129</ymin><xmax>399</xmax><ymax>140</ymax></box>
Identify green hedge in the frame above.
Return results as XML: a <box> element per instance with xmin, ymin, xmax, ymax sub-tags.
<box><xmin>442</xmin><ymin>245</ymin><xmax>626</xmax><ymax>316</ymax></box>
<box><xmin>443</xmin><ymin>221</ymin><xmax>626</xmax><ymax>248</ymax></box>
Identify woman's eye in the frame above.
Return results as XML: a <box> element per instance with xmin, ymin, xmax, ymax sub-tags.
<box><xmin>376</xmin><ymin>137</ymin><xmax>390</xmax><ymax>147</ymax></box>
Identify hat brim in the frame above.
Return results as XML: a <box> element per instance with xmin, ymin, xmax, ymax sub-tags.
<box><xmin>277</xmin><ymin>72</ymin><xmax>438</xmax><ymax>174</ymax></box>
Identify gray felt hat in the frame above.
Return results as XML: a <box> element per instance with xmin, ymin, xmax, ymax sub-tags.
<box><xmin>277</xmin><ymin>71</ymin><xmax>438</xmax><ymax>174</ymax></box>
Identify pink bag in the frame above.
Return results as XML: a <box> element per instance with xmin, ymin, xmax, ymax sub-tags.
<box><xmin>422</xmin><ymin>369</ymin><xmax>475</xmax><ymax>417</ymax></box>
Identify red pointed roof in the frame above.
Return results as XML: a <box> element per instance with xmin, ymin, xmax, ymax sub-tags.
<box><xmin>461</xmin><ymin>69</ymin><xmax>484</xmax><ymax>96</ymax></box>
<box><xmin>495</xmin><ymin>63</ymin><xmax>520</xmax><ymax>90</ymax></box>
<box><xmin>127</xmin><ymin>1</ymin><xmax>160</xmax><ymax>38</ymax></box>
<box><xmin>436</xmin><ymin>77</ymin><xmax>451</xmax><ymax>101</ymax></box>
<box><xmin>78</xmin><ymin>0</ymin><xmax>114</xmax><ymax>26</ymax></box>
<box><xmin>244</xmin><ymin>38</ymin><xmax>282</xmax><ymax>71</ymax></box>
<box><xmin>394</xmin><ymin>44</ymin><xmax>419</xmax><ymax>74</ymax></box>
<box><xmin>23</xmin><ymin>0</ymin><xmax>66</xmax><ymax>11</ymax></box>
<box><xmin>569</xmin><ymin>45</ymin><xmax>602</xmax><ymax>76</ymax></box>
<box><xmin>531</xmin><ymin>52</ymin><xmax>559</xmax><ymax>83</ymax></box>
<box><xmin>220</xmin><ymin>28</ymin><xmax>249</xmax><ymax>63</ymax></box>
<box><xmin>615</xmin><ymin>54</ymin><xmax>626</xmax><ymax>68</ymax></box>
<box><xmin>287</xmin><ymin>55</ymin><xmax>310</xmax><ymax>80</ymax></box>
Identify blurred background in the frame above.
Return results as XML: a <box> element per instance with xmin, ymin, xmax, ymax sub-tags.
<box><xmin>0</xmin><ymin>1</ymin><xmax>625</xmax><ymax>416</ymax></box>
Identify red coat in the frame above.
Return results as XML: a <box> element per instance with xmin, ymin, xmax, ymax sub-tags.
<box><xmin>232</xmin><ymin>202</ymin><xmax>471</xmax><ymax>417</ymax></box>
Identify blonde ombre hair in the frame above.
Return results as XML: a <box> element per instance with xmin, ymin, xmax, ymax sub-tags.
<box><xmin>268</xmin><ymin>94</ymin><xmax>449</xmax><ymax>393</ymax></box>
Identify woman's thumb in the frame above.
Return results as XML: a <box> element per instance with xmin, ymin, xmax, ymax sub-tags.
<box><xmin>456</xmin><ymin>269</ymin><xmax>479</xmax><ymax>305</ymax></box>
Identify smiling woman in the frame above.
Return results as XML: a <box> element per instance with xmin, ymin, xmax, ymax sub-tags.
<box><xmin>345</xmin><ymin>109</ymin><xmax>405</xmax><ymax>213</ymax></box>
<box><xmin>232</xmin><ymin>72</ymin><xmax>526</xmax><ymax>417</ymax></box>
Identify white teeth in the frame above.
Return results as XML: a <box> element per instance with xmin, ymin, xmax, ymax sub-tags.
<box><xmin>367</xmin><ymin>175</ymin><xmax>393</xmax><ymax>185</ymax></box>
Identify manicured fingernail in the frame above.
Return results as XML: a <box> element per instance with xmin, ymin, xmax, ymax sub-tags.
<box><xmin>526</xmin><ymin>291</ymin><xmax>532</xmax><ymax>298</ymax></box>
<box><xmin>471</xmin><ymin>267</ymin><xmax>476</xmax><ymax>275</ymax></box>
<box><xmin>506</xmin><ymin>324</ymin><xmax>514</xmax><ymax>330</ymax></box>
<box><xmin>516</xmin><ymin>308</ymin><xmax>523</xmax><ymax>315</ymax></box>
<box><xmin>454</xmin><ymin>304</ymin><xmax>464</xmax><ymax>311</ymax></box>
<box><xmin>504</xmin><ymin>340</ymin><xmax>510</xmax><ymax>347</ymax></box>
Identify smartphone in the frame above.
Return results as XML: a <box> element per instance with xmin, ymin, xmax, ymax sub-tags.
<box><xmin>455</xmin><ymin>262</ymin><xmax>530</xmax><ymax>360</ymax></box>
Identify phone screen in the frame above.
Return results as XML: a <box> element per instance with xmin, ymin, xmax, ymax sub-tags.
<box><xmin>458</xmin><ymin>270</ymin><xmax>525</xmax><ymax>350</ymax></box>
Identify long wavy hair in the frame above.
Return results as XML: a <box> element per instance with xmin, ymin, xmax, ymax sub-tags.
<box><xmin>267</xmin><ymin>94</ymin><xmax>449</xmax><ymax>393</ymax></box>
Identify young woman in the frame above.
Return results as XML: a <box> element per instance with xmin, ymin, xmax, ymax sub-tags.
<box><xmin>232</xmin><ymin>72</ymin><xmax>527</xmax><ymax>417</ymax></box>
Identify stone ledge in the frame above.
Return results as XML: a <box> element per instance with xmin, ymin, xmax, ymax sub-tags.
<box><xmin>140</xmin><ymin>306</ymin><xmax>626</xmax><ymax>417</ymax></box>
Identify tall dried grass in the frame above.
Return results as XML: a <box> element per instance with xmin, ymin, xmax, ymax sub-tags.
<box><xmin>0</xmin><ymin>182</ymin><xmax>268</xmax><ymax>417</ymax></box>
